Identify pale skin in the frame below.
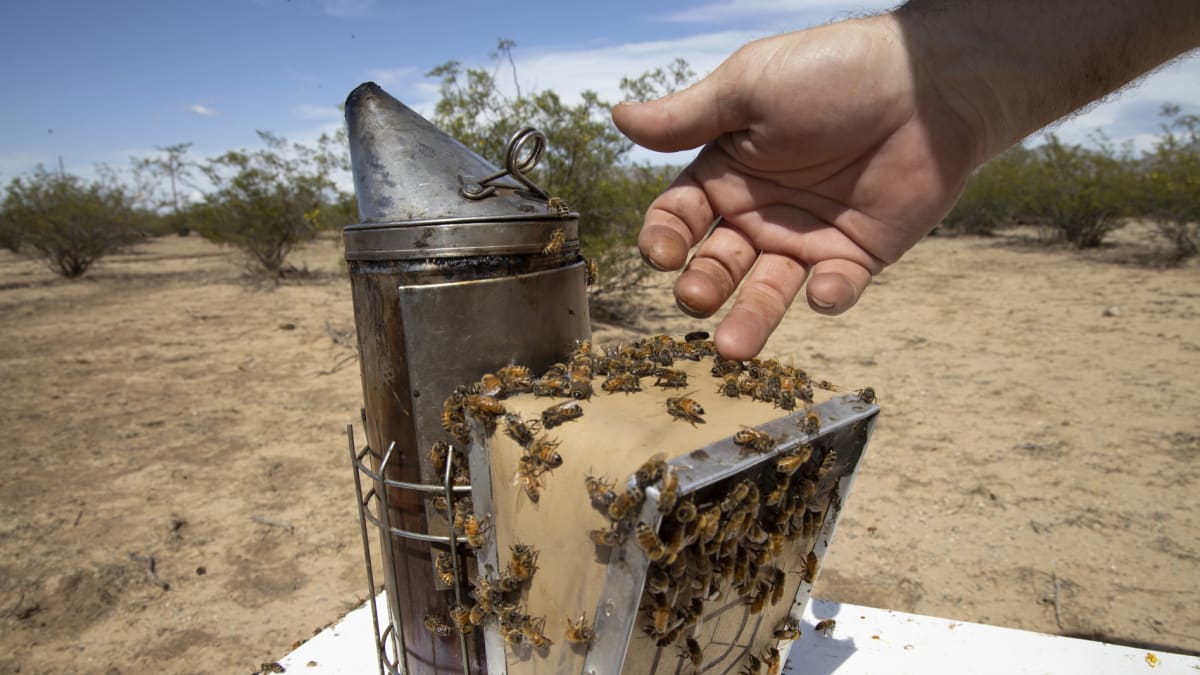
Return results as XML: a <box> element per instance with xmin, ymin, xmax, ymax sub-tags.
<box><xmin>612</xmin><ymin>0</ymin><xmax>1200</xmax><ymax>360</ymax></box>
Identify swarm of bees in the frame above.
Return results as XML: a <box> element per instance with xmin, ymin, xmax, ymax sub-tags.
<box><xmin>422</xmin><ymin>330</ymin><xmax>875</xmax><ymax>665</ymax></box>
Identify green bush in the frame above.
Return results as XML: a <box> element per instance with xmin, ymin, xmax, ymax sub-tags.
<box><xmin>196</xmin><ymin>131</ymin><xmax>344</xmax><ymax>275</ymax></box>
<box><xmin>942</xmin><ymin>145</ymin><xmax>1037</xmax><ymax>235</ymax></box>
<box><xmin>1140</xmin><ymin>105</ymin><xmax>1200</xmax><ymax>262</ymax></box>
<box><xmin>1</xmin><ymin>167</ymin><xmax>142</xmax><ymax>277</ymax></box>
<box><xmin>1024</xmin><ymin>134</ymin><xmax>1134</xmax><ymax>248</ymax></box>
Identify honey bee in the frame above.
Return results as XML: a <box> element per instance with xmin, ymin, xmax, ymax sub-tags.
<box><xmin>634</xmin><ymin>522</ymin><xmax>668</xmax><ymax>561</ymax></box>
<box><xmin>430</xmin><ymin>495</ymin><xmax>450</xmax><ymax>512</ymax></box>
<box><xmin>547</xmin><ymin>197</ymin><xmax>570</xmax><ymax>216</ymax></box>
<box><xmin>498</xmin><ymin>602</ymin><xmax>526</xmax><ymax>626</ymax></box>
<box><xmin>774</xmin><ymin>618</ymin><xmax>801</xmax><ymax>640</ymax></box>
<box><xmin>769</xmin><ymin>567</ymin><xmax>786</xmax><ymax>605</ymax></box>
<box><xmin>569</xmin><ymin>369</ymin><xmax>593</xmax><ymax>401</ymax></box>
<box><xmin>762</xmin><ymin>647</ymin><xmax>782</xmax><ymax>675</ymax></box>
<box><xmin>515</xmin><ymin>457</ymin><xmax>544</xmax><ymax>502</ymax></box>
<box><xmin>423</xmin><ymin>613</ymin><xmax>454</xmax><ymax>638</ymax></box>
<box><xmin>466</xmin><ymin>393</ymin><xmax>506</xmax><ymax>420</ymax></box>
<box><xmin>646</xmin><ymin>567</ymin><xmax>670</xmax><ymax>595</ymax></box>
<box><xmin>721</xmin><ymin>479</ymin><xmax>753</xmax><ymax>513</ymax></box>
<box><xmin>468</xmin><ymin>603</ymin><xmax>487</xmax><ymax>626</ymax></box>
<box><xmin>680</xmin><ymin>637</ymin><xmax>703</xmax><ymax>668</ymax></box>
<box><xmin>477</xmin><ymin>372</ymin><xmax>505</xmax><ymax>398</ymax></box>
<box><xmin>585</xmin><ymin>258</ymin><xmax>599</xmax><ymax>286</ymax></box>
<box><xmin>717</xmin><ymin>372</ymin><xmax>741</xmax><ymax>398</ymax></box>
<box><xmin>646</xmin><ymin>600</ymin><xmax>672</xmax><ymax>636</ymax></box>
<box><xmin>801</xmin><ymin>509</ymin><xmax>823</xmax><ymax>538</ymax></box>
<box><xmin>542</xmin><ymin>400</ymin><xmax>583</xmax><ymax>428</ymax></box>
<box><xmin>776</xmin><ymin>388</ymin><xmax>797</xmax><ymax>411</ymax></box>
<box><xmin>585</xmin><ymin>473</ymin><xmax>617</xmax><ymax>509</ymax></box>
<box><xmin>733</xmin><ymin>426</ymin><xmax>775</xmax><ymax>453</ymax></box>
<box><xmin>566</xmin><ymin>614</ymin><xmax>595</xmax><ymax>645</ymax></box>
<box><xmin>711</xmin><ymin>357</ymin><xmax>742</xmax><ymax>377</ymax></box>
<box><xmin>653</xmin><ymin>348</ymin><xmax>674</xmax><ymax>367</ymax></box>
<box><xmin>461</xmin><ymin>513</ymin><xmax>490</xmax><ymax>549</ymax></box>
<box><xmin>532</xmin><ymin>374</ymin><xmax>569</xmax><ymax>397</ymax></box>
<box><xmin>653</xmin><ymin>367</ymin><xmax>688</xmax><ymax>389</ymax></box>
<box><xmin>739</xmin><ymin>654</ymin><xmax>762</xmax><ymax>675</ymax></box>
<box><xmin>451</xmin><ymin>498</ymin><xmax>474</xmax><ymax>533</ymax></box>
<box><xmin>775</xmin><ymin>449</ymin><xmax>805</xmax><ymax>475</ymax></box>
<box><xmin>496</xmin><ymin>364</ymin><xmax>534</xmax><ymax>392</ymax></box>
<box><xmin>601</xmin><ymin>372</ymin><xmax>641</xmax><ymax>394</ymax></box>
<box><xmin>697</xmin><ymin>506</ymin><xmax>722</xmax><ymax>544</ymax></box>
<box><xmin>542</xmin><ymin>227</ymin><xmax>566</xmax><ymax>255</ymax></box>
<box><xmin>816</xmin><ymin>379</ymin><xmax>837</xmax><ymax>391</ymax></box>
<box><xmin>815</xmin><ymin>618</ymin><xmax>837</xmax><ymax>636</ymax></box>
<box><xmin>528</xmin><ymin>435</ymin><xmax>563</xmax><ymax>468</ymax></box>
<box><xmin>802</xmin><ymin>550</ymin><xmax>820</xmax><ymax>583</ymax></box>
<box><xmin>503</xmin><ymin>413</ymin><xmax>541</xmax><ymax>448</ymax></box>
<box><xmin>674</xmin><ymin>498</ymin><xmax>697</xmax><ymax>523</ymax></box>
<box><xmin>435</xmin><ymin>551</ymin><xmax>457</xmax><ymax>586</ymax></box>
<box><xmin>449</xmin><ymin>604</ymin><xmax>473</xmax><ymax>634</ymax></box>
<box><xmin>657</xmin><ymin>466</ymin><xmax>679</xmax><ymax>514</ymax></box>
<box><xmin>509</xmin><ymin>543</ymin><xmax>539</xmax><ymax>582</ymax></box>
<box><xmin>635</xmin><ymin>452</ymin><xmax>667</xmax><ymax>487</ymax></box>
<box><xmin>588</xmin><ymin>524</ymin><xmax>626</xmax><ymax>547</ymax></box>
<box><xmin>666</xmin><ymin>392</ymin><xmax>705</xmax><ymax>426</ymax></box>
<box><xmin>522</xmin><ymin>616</ymin><xmax>554</xmax><ymax>648</ymax></box>
<box><xmin>441</xmin><ymin>394</ymin><xmax>468</xmax><ymax>442</ymax></box>
<box><xmin>428</xmin><ymin>440</ymin><xmax>451</xmax><ymax>475</ymax></box>
<box><xmin>499</xmin><ymin>622</ymin><xmax>524</xmax><ymax>646</ymax></box>
<box><xmin>800</xmin><ymin>410</ymin><xmax>820</xmax><ymax>435</ymax></box>
<box><xmin>628</xmin><ymin>359</ymin><xmax>657</xmax><ymax>377</ymax></box>
<box><xmin>607</xmin><ymin>485</ymin><xmax>644</xmax><ymax>521</ymax></box>
<box><xmin>816</xmin><ymin>448</ymin><xmax>838</xmax><ymax>480</ymax></box>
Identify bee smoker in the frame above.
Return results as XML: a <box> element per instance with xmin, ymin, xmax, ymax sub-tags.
<box><xmin>343</xmin><ymin>82</ymin><xmax>590</xmax><ymax>674</ymax></box>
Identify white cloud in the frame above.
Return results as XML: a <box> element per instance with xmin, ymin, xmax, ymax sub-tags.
<box><xmin>659</xmin><ymin>0</ymin><xmax>895</xmax><ymax>23</ymax></box>
<box><xmin>365</xmin><ymin>66</ymin><xmax>418</xmax><ymax>88</ymax></box>
<box><xmin>0</xmin><ymin>151</ymin><xmax>56</xmax><ymax>180</ymax></box>
<box><xmin>186</xmin><ymin>104</ymin><xmax>218</xmax><ymax>116</ymax></box>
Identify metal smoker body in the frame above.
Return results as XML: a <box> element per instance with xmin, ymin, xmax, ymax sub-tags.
<box><xmin>344</xmin><ymin>82</ymin><xmax>590</xmax><ymax>674</ymax></box>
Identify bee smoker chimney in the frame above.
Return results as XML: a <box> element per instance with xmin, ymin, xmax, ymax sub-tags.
<box><xmin>342</xmin><ymin>82</ymin><xmax>590</xmax><ymax>674</ymax></box>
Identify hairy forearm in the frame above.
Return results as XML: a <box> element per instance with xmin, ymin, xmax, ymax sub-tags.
<box><xmin>894</xmin><ymin>0</ymin><xmax>1200</xmax><ymax>163</ymax></box>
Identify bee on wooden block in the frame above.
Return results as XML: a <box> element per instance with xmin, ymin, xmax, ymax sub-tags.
<box><xmin>509</xmin><ymin>543</ymin><xmax>539</xmax><ymax>582</ymax></box>
<box><xmin>607</xmin><ymin>485</ymin><xmax>644</xmax><ymax>521</ymax></box>
<box><xmin>496</xmin><ymin>364</ymin><xmax>534</xmax><ymax>393</ymax></box>
<box><xmin>502</xmin><ymin>413</ymin><xmax>541</xmax><ymax>448</ymax></box>
<box><xmin>515</xmin><ymin>456</ymin><xmax>545</xmax><ymax>503</ymax></box>
<box><xmin>717</xmin><ymin>372</ymin><xmax>741</xmax><ymax>398</ymax></box>
<box><xmin>423</xmin><ymin>613</ymin><xmax>455</xmax><ymax>638</ymax></box>
<box><xmin>460</xmin><ymin>513</ymin><xmax>490</xmax><ymax>549</ymax></box>
<box><xmin>601</xmin><ymin>372</ymin><xmax>641</xmax><ymax>394</ymax></box>
<box><xmin>646</xmin><ymin>566</ymin><xmax>671</xmax><ymax>595</ymax></box>
<box><xmin>524</xmin><ymin>616</ymin><xmax>554</xmax><ymax>649</ymax></box>
<box><xmin>628</xmin><ymin>359</ymin><xmax>657</xmax><ymax>377</ymax></box>
<box><xmin>855</xmin><ymin>387</ymin><xmax>877</xmax><ymax>403</ymax></box>
<box><xmin>635</xmin><ymin>522</ymin><xmax>669</xmax><ymax>561</ymax></box>
<box><xmin>815</xmin><ymin>618</ymin><xmax>837</xmax><ymax>636</ymax></box>
<box><xmin>532</xmin><ymin>374</ymin><xmax>569</xmax><ymax>398</ymax></box>
<box><xmin>802</xmin><ymin>550</ymin><xmax>820</xmax><ymax>583</ymax></box>
<box><xmin>816</xmin><ymin>449</ymin><xmax>838</xmax><ymax>480</ymax></box>
<box><xmin>476</xmin><ymin>372</ymin><xmax>505</xmax><ymax>398</ymax></box>
<box><xmin>763</xmin><ymin>647</ymin><xmax>782</xmax><ymax>675</ymax></box>
<box><xmin>585</xmin><ymin>473</ymin><xmax>617</xmax><ymax>509</ymax></box>
<box><xmin>712</xmin><ymin>357</ymin><xmax>742</xmax><ymax>377</ymax></box>
<box><xmin>569</xmin><ymin>366</ymin><xmax>593</xmax><ymax>401</ymax></box>
<box><xmin>653</xmin><ymin>367</ymin><xmax>688</xmax><ymax>389</ymax></box>
<box><xmin>588</xmin><ymin>524</ymin><xmax>626</xmax><ymax>547</ymax></box>
<box><xmin>542</xmin><ymin>400</ymin><xmax>583</xmax><ymax>428</ymax></box>
<box><xmin>666</xmin><ymin>392</ymin><xmax>705</xmax><ymax>426</ymax></box>
<box><xmin>565</xmin><ymin>614</ymin><xmax>595</xmax><ymax>645</ymax></box>
<box><xmin>528</xmin><ymin>436</ymin><xmax>563</xmax><ymax>469</ymax></box>
<box><xmin>674</xmin><ymin>498</ymin><xmax>697</xmax><ymax>523</ymax></box>
<box><xmin>734</xmin><ymin>426</ymin><xmax>776</xmax><ymax>453</ymax></box>
<box><xmin>465</xmin><ymin>393</ymin><xmax>505</xmax><ymax>420</ymax></box>
<box><xmin>468</xmin><ymin>603</ymin><xmax>487</xmax><ymax>626</ymax></box>
<box><xmin>775</xmin><ymin>449</ymin><xmax>805</xmax><ymax>476</ymax></box>
<box><xmin>542</xmin><ymin>227</ymin><xmax>566</xmax><ymax>255</ymax></box>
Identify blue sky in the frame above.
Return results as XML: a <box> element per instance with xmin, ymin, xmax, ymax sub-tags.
<box><xmin>2</xmin><ymin>0</ymin><xmax>1199</xmax><ymax>193</ymax></box>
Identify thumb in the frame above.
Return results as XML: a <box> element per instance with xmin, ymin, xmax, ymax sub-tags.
<box><xmin>612</xmin><ymin>65</ymin><xmax>742</xmax><ymax>153</ymax></box>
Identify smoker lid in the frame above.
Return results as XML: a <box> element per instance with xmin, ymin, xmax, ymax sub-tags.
<box><xmin>344</xmin><ymin>82</ymin><xmax>577</xmax><ymax>261</ymax></box>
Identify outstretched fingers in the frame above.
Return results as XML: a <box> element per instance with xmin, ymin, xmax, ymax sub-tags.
<box><xmin>712</xmin><ymin>253</ymin><xmax>809</xmax><ymax>360</ymax></box>
<box><xmin>637</xmin><ymin>169</ymin><xmax>717</xmax><ymax>272</ymax></box>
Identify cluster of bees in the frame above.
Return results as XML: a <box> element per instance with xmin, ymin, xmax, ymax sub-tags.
<box><xmin>584</xmin><ymin>427</ymin><xmax>839</xmax><ymax>672</ymax></box>
<box><xmin>427</xmin><ymin>332</ymin><xmax>874</xmax><ymax>663</ymax></box>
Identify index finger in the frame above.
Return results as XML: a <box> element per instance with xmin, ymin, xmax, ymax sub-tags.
<box><xmin>638</xmin><ymin>166</ymin><xmax>717</xmax><ymax>271</ymax></box>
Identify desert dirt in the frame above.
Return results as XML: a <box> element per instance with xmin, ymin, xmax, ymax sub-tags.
<box><xmin>1</xmin><ymin>225</ymin><xmax>1197</xmax><ymax>673</ymax></box>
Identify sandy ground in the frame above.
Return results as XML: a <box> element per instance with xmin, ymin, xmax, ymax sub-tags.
<box><xmin>0</xmin><ymin>225</ymin><xmax>1197</xmax><ymax>673</ymax></box>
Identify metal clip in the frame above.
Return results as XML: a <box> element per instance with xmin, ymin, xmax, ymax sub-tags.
<box><xmin>461</xmin><ymin>127</ymin><xmax>550</xmax><ymax>201</ymax></box>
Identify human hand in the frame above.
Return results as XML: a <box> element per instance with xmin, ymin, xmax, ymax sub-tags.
<box><xmin>612</xmin><ymin>15</ymin><xmax>979</xmax><ymax>360</ymax></box>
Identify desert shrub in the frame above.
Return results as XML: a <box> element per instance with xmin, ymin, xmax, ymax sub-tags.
<box><xmin>196</xmin><ymin>131</ymin><xmax>344</xmax><ymax>275</ymax></box>
<box><xmin>1140</xmin><ymin>105</ymin><xmax>1200</xmax><ymax>262</ymax></box>
<box><xmin>1023</xmin><ymin>134</ymin><xmax>1134</xmax><ymax>248</ymax></box>
<box><xmin>0</xmin><ymin>167</ymin><xmax>141</xmax><ymax>277</ymax></box>
<box><xmin>941</xmin><ymin>145</ymin><xmax>1036</xmax><ymax>235</ymax></box>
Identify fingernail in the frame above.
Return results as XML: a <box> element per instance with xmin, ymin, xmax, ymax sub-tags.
<box><xmin>810</xmin><ymin>295</ymin><xmax>835</xmax><ymax>310</ymax></box>
<box><xmin>641</xmin><ymin>250</ymin><xmax>669</xmax><ymax>272</ymax></box>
